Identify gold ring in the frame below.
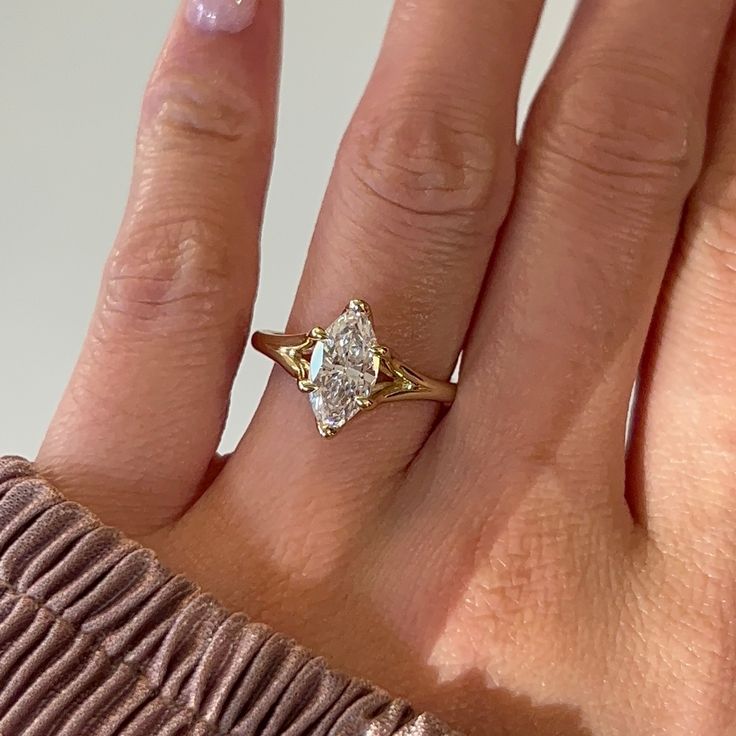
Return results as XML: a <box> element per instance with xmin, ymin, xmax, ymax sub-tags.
<box><xmin>252</xmin><ymin>299</ymin><xmax>457</xmax><ymax>438</ymax></box>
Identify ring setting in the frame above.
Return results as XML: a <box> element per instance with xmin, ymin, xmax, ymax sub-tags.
<box><xmin>252</xmin><ymin>299</ymin><xmax>457</xmax><ymax>438</ymax></box>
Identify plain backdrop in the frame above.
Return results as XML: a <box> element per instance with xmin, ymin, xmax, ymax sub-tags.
<box><xmin>0</xmin><ymin>1</ymin><xmax>576</xmax><ymax>456</ymax></box>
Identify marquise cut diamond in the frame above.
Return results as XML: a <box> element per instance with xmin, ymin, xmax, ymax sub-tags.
<box><xmin>309</xmin><ymin>303</ymin><xmax>380</xmax><ymax>435</ymax></box>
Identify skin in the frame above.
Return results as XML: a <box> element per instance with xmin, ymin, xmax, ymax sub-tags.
<box><xmin>35</xmin><ymin>1</ymin><xmax>736</xmax><ymax>733</ymax></box>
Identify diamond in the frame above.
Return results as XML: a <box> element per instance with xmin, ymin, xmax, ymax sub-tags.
<box><xmin>308</xmin><ymin>303</ymin><xmax>381</xmax><ymax>436</ymax></box>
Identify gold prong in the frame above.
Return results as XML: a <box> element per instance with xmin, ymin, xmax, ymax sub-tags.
<box><xmin>317</xmin><ymin>423</ymin><xmax>338</xmax><ymax>439</ymax></box>
<box><xmin>348</xmin><ymin>298</ymin><xmax>372</xmax><ymax>317</ymax></box>
<box><xmin>370</xmin><ymin>344</ymin><xmax>388</xmax><ymax>358</ymax></box>
<box><xmin>298</xmin><ymin>379</ymin><xmax>317</xmax><ymax>393</ymax></box>
<box><xmin>309</xmin><ymin>326</ymin><xmax>328</xmax><ymax>341</ymax></box>
<box><xmin>355</xmin><ymin>396</ymin><xmax>375</xmax><ymax>411</ymax></box>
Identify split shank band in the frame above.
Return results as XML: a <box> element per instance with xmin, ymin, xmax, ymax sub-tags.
<box><xmin>252</xmin><ymin>299</ymin><xmax>457</xmax><ymax>438</ymax></box>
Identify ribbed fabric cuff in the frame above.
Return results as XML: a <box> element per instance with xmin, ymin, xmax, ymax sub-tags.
<box><xmin>0</xmin><ymin>456</ymin><xmax>457</xmax><ymax>736</ymax></box>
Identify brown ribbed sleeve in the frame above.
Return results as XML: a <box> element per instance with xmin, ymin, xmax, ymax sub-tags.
<box><xmin>0</xmin><ymin>456</ymin><xmax>458</xmax><ymax>736</ymax></box>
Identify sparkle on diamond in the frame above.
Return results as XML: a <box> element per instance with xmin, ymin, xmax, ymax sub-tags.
<box><xmin>309</xmin><ymin>304</ymin><xmax>380</xmax><ymax>433</ymax></box>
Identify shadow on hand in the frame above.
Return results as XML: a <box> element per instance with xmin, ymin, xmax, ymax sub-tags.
<box><xmin>191</xmin><ymin>537</ymin><xmax>595</xmax><ymax>736</ymax></box>
<box><xmin>424</xmin><ymin>669</ymin><xmax>592</xmax><ymax>736</ymax></box>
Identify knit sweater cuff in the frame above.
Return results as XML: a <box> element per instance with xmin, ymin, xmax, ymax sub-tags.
<box><xmin>0</xmin><ymin>456</ymin><xmax>458</xmax><ymax>736</ymax></box>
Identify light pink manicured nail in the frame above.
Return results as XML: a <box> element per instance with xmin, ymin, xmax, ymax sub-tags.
<box><xmin>186</xmin><ymin>0</ymin><xmax>258</xmax><ymax>33</ymax></box>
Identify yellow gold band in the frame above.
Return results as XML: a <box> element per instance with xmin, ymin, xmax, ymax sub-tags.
<box><xmin>252</xmin><ymin>299</ymin><xmax>456</xmax><ymax>437</ymax></box>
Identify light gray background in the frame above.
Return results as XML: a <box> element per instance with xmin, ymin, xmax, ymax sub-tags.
<box><xmin>0</xmin><ymin>1</ymin><xmax>576</xmax><ymax>456</ymax></box>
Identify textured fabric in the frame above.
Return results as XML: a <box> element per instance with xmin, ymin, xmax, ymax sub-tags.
<box><xmin>0</xmin><ymin>456</ymin><xmax>458</xmax><ymax>736</ymax></box>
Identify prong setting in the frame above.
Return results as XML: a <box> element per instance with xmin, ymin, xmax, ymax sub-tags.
<box><xmin>317</xmin><ymin>423</ymin><xmax>338</xmax><ymax>439</ymax></box>
<box><xmin>298</xmin><ymin>379</ymin><xmax>317</xmax><ymax>393</ymax></box>
<box><xmin>309</xmin><ymin>326</ymin><xmax>328</xmax><ymax>341</ymax></box>
<box><xmin>355</xmin><ymin>396</ymin><xmax>375</xmax><ymax>411</ymax></box>
<box><xmin>348</xmin><ymin>298</ymin><xmax>372</xmax><ymax>317</ymax></box>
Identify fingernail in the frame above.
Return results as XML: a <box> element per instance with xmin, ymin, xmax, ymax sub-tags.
<box><xmin>186</xmin><ymin>0</ymin><xmax>258</xmax><ymax>33</ymax></box>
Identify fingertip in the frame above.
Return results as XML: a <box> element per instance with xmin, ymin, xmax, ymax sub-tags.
<box><xmin>185</xmin><ymin>0</ymin><xmax>259</xmax><ymax>34</ymax></box>
<box><xmin>138</xmin><ymin>0</ymin><xmax>281</xmax><ymax>146</ymax></box>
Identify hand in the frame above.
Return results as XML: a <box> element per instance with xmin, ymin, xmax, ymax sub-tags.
<box><xmin>37</xmin><ymin>1</ymin><xmax>736</xmax><ymax>734</ymax></box>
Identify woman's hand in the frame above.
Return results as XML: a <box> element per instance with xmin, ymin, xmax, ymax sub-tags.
<box><xmin>36</xmin><ymin>1</ymin><xmax>736</xmax><ymax>733</ymax></box>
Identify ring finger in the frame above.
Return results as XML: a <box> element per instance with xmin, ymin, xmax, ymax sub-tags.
<box><xmin>218</xmin><ymin>0</ymin><xmax>541</xmax><ymax>546</ymax></box>
<box><xmin>179</xmin><ymin>0</ymin><xmax>543</xmax><ymax>587</ymax></box>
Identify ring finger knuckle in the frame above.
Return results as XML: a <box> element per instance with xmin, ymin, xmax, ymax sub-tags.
<box><xmin>341</xmin><ymin>101</ymin><xmax>508</xmax><ymax>239</ymax></box>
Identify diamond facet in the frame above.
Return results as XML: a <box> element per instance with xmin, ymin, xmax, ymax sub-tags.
<box><xmin>308</xmin><ymin>303</ymin><xmax>380</xmax><ymax>435</ymax></box>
